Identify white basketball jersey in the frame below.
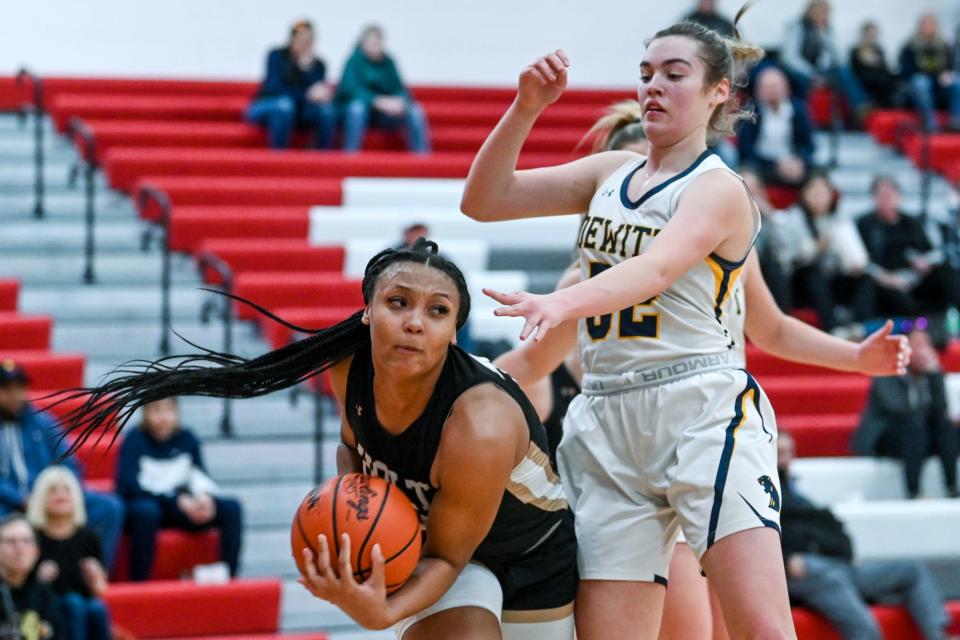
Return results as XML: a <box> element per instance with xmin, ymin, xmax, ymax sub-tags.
<box><xmin>577</xmin><ymin>150</ymin><xmax>759</xmax><ymax>375</ymax></box>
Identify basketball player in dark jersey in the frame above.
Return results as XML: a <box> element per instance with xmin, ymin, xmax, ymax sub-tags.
<box><xmin>56</xmin><ymin>240</ymin><xmax>576</xmax><ymax>639</ymax></box>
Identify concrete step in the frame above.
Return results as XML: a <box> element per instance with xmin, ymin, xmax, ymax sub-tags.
<box><xmin>6</xmin><ymin>253</ymin><xmax>201</xmax><ymax>286</ymax></box>
<box><xmin>0</xmin><ymin>219</ymin><xmax>148</xmax><ymax>252</ymax></box>
<box><xmin>0</xmin><ymin>164</ymin><xmax>113</xmax><ymax>193</ymax></box>
<box><xmin>19</xmin><ymin>283</ymin><xmax>212</xmax><ymax>322</ymax></box>
<box><xmin>0</xmin><ymin>193</ymin><xmax>136</xmax><ymax>223</ymax></box>
<box><xmin>54</xmin><ymin>319</ymin><xmax>264</xmax><ymax>358</ymax></box>
<box><xmin>280</xmin><ymin>581</ymin><xmax>385</xmax><ymax>635</ymax></box>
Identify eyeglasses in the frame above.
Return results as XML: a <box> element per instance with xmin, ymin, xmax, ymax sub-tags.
<box><xmin>0</xmin><ymin>537</ymin><xmax>36</xmax><ymax>546</ymax></box>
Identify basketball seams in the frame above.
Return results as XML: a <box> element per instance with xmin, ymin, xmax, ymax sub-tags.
<box><xmin>385</xmin><ymin>521</ymin><xmax>422</xmax><ymax>564</ymax></box>
<box><xmin>355</xmin><ymin>480</ymin><xmax>392</xmax><ymax>580</ymax></box>
<box><xmin>331</xmin><ymin>473</ymin><xmax>348</xmax><ymax>567</ymax></box>
<box><xmin>294</xmin><ymin>508</ymin><xmax>318</xmax><ymax>556</ymax></box>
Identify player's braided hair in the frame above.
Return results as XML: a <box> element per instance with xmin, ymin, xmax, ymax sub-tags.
<box><xmin>648</xmin><ymin>1</ymin><xmax>765</xmax><ymax>142</ymax></box>
<box><xmin>51</xmin><ymin>238</ymin><xmax>471</xmax><ymax>454</ymax></box>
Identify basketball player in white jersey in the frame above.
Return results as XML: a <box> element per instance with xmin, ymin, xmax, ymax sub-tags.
<box><xmin>461</xmin><ymin>14</ymin><xmax>909</xmax><ymax>640</ymax></box>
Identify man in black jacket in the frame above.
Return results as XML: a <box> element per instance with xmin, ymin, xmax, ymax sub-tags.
<box><xmin>853</xmin><ymin>329</ymin><xmax>959</xmax><ymax>498</ymax></box>
<box><xmin>779</xmin><ymin>431</ymin><xmax>950</xmax><ymax>639</ymax></box>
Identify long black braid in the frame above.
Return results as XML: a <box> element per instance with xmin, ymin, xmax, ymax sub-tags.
<box><xmin>52</xmin><ymin>238</ymin><xmax>471</xmax><ymax>454</ymax></box>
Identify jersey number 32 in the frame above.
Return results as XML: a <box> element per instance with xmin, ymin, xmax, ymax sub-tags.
<box><xmin>586</xmin><ymin>262</ymin><xmax>659</xmax><ymax>341</ymax></box>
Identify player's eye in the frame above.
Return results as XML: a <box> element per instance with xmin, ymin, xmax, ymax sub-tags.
<box><xmin>431</xmin><ymin>305</ymin><xmax>450</xmax><ymax>316</ymax></box>
<box><xmin>388</xmin><ymin>296</ymin><xmax>407</xmax><ymax>307</ymax></box>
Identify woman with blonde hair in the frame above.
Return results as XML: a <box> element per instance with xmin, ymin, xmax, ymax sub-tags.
<box><xmin>27</xmin><ymin>466</ymin><xmax>109</xmax><ymax>640</ymax></box>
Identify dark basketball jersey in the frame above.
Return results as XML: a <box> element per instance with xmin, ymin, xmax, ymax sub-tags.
<box><xmin>345</xmin><ymin>343</ymin><xmax>577</xmax><ymax>610</ymax></box>
<box><xmin>543</xmin><ymin>363</ymin><xmax>581</xmax><ymax>469</ymax></box>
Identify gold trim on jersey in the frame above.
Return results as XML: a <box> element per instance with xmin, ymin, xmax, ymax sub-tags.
<box><xmin>706</xmin><ymin>256</ymin><xmax>745</xmax><ymax>322</ymax></box>
<box><xmin>506</xmin><ymin>442</ymin><xmax>568</xmax><ymax>512</ymax></box>
<box><xmin>502</xmin><ymin>602</ymin><xmax>575</xmax><ymax>623</ymax></box>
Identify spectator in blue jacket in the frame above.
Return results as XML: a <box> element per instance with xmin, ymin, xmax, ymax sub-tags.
<box><xmin>336</xmin><ymin>25</ymin><xmax>431</xmax><ymax>153</ymax></box>
<box><xmin>0</xmin><ymin>361</ymin><xmax>123</xmax><ymax>572</ymax></box>
<box><xmin>899</xmin><ymin>13</ymin><xmax>960</xmax><ymax>132</ymax></box>
<box><xmin>246</xmin><ymin>19</ymin><xmax>338</xmax><ymax>149</ymax></box>
<box><xmin>738</xmin><ymin>65</ymin><xmax>817</xmax><ymax>187</ymax></box>
<box><xmin>116</xmin><ymin>397</ymin><xmax>242</xmax><ymax>582</ymax></box>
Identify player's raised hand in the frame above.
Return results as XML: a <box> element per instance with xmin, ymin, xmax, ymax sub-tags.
<box><xmin>855</xmin><ymin>319</ymin><xmax>911</xmax><ymax>376</ymax></box>
<box><xmin>516</xmin><ymin>50</ymin><xmax>570</xmax><ymax>113</ymax></box>
<box><xmin>485</xmin><ymin>288</ymin><xmax>567</xmax><ymax>342</ymax></box>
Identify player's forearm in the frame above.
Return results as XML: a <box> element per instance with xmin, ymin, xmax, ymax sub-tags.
<box><xmin>336</xmin><ymin>443</ymin><xmax>362</xmax><ymax>474</ymax></box>
<box><xmin>461</xmin><ymin>99</ymin><xmax>542</xmax><ymax>220</ymax></box>
<box><xmin>755</xmin><ymin>316</ymin><xmax>861</xmax><ymax>373</ymax></box>
<box><xmin>554</xmin><ymin>255</ymin><xmax>667</xmax><ymax>321</ymax></box>
<box><xmin>383</xmin><ymin>557</ymin><xmax>463</xmax><ymax>627</ymax></box>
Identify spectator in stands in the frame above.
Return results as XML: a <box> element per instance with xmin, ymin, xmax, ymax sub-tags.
<box><xmin>246</xmin><ymin>19</ymin><xmax>338</xmax><ymax>149</ymax></box>
<box><xmin>763</xmin><ymin>170</ymin><xmax>872</xmax><ymax>333</ymax></box>
<box><xmin>116</xmin><ymin>397</ymin><xmax>242</xmax><ymax>582</ymax></box>
<box><xmin>849</xmin><ymin>21</ymin><xmax>900</xmax><ymax>109</ymax></box>
<box><xmin>682</xmin><ymin>0</ymin><xmax>734</xmax><ymax>38</ymax></box>
<box><xmin>738</xmin><ymin>65</ymin><xmax>816</xmax><ymax>187</ymax></box>
<box><xmin>899</xmin><ymin>13</ymin><xmax>960</xmax><ymax>132</ymax></box>
<box><xmin>27</xmin><ymin>467</ymin><xmax>109</xmax><ymax>640</ymax></box>
<box><xmin>778</xmin><ymin>430</ymin><xmax>952</xmax><ymax>639</ymax></box>
<box><xmin>779</xmin><ymin>0</ymin><xmax>871</xmax><ymax>121</ymax></box>
<box><xmin>0</xmin><ymin>513</ymin><xmax>64</xmax><ymax>640</ymax></box>
<box><xmin>394</xmin><ymin>222</ymin><xmax>430</xmax><ymax>250</ymax></box>
<box><xmin>853</xmin><ymin>328</ymin><xmax>959</xmax><ymax>499</ymax></box>
<box><xmin>0</xmin><ymin>361</ymin><xmax>123</xmax><ymax>572</ymax></box>
<box><xmin>336</xmin><ymin>25</ymin><xmax>431</xmax><ymax>154</ymax></box>
<box><xmin>857</xmin><ymin>174</ymin><xmax>960</xmax><ymax>320</ymax></box>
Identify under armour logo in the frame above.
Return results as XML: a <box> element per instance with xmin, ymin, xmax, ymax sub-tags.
<box><xmin>355</xmin><ymin>405</ymin><xmax>363</xmax><ymax>416</ymax></box>
<box><xmin>601</xmin><ymin>187</ymin><xmax>615</xmax><ymax>197</ymax></box>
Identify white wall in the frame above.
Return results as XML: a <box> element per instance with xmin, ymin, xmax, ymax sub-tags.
<box><xmin>2</xmin><ymin>0</ymin><xmax>958</xmax><ymax>87</ymax></box>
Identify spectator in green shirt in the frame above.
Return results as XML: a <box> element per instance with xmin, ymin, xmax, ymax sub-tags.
<box><xmin>336</xmin><ymin>25</ymin><xmax>431</xmax><ymax>153</ymax></box>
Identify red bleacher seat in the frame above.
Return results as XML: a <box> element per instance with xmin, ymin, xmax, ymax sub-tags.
<box><xmin>107</xmin><ymin>148</ymin><xmax>571</xmax><ymax>192</ymax></box>
<box><xmin>261</xmin><ymin>306</ymin><xmax>360</xmax><ymax>350</ymax></box>
<box><xmin>766</xmin><ymin>184</ymin><xmax>799</xmax><ymax>210</ymax></box>
<box><xmin>134</xmin><ymin>176</ymin><xmax>342</xmax><ymax>220</ymax></box>
<box><xmin>167</xmin><ymin>634</ymin><xmax>326</xmax><ymax>640</ymax></box>
<box><xmin>49</xmin><ymin>94</ymin><xmax>250</xmax><ymax>132</ymax></box>
<box><xmin>199</xmin><ymin>240</ymin><xmax>345</xmax><ymax>284</ymax></box>
<box><xmin>0</xmin><ymin>279</ymin><xmax>19</xmax><ymax>312</ymax></box>
<box><xmin>112</xmin><ymin>530</ymin><xmax>221</xmax><ymax>582</ymax></box>
<box><xmin>793</xmin><ymin>601</ymin><xmax>960</xmax><ymax>639</ymax></box>
<box><xmin>0</xmin><ymin>351</ymin><xmax>85</xmax><ymax>389</ymax></box>
<box><xmin>0</xmin><ymin>313</ymin><xmax>52</xmax><ymax>350</ymax></box>
<box><xmin>84</xmin><ymin>120</ymin><xmax>591</xmax><ymax>158</ymax></box>
<box><xmin>104</xmin><ymin>579</ymin><xmax>280</xmax><ymax>638</ymax></box>
<box><xmin>759</xmin><ymin>375</ymin><xmax>870</xmax><ymax>415</ymax></box>
<box><xmin>778</xmin><ymin>413</ymin><xmax>859</xmax><ymax>457</ymax></box>
<box><xmin>41</xmin><ymin>78</ymin><xmax>255</xmax><ymax>105</ymax></box>
<box><xmin>865</xmin><ymin>109</ymin><xmax>949</xmax><ymax>146</ymax></box>
<box><xmin>0</xmin><ymin>77</ymin><xmax>22</xmax><ymax>111</ymax></box>
<box><xmin>232</xmin><ymin>273</ymin><xmax>363</xmax><ymax>321</ymax></box>
<box><xmin>168</xmin><ymin>207</ymin><xmax>310</xmax><ymax>254</ymax></box>
<box><xmin>902</xmin><ymin>132</ymin><xmax>960</xmax><ymax>173</ymax></box>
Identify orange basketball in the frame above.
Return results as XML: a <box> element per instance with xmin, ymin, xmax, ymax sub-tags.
<box><xmin>291</xmin><ymin>473</ymin><xmax>422</xmax><ymax>594</ymax></box>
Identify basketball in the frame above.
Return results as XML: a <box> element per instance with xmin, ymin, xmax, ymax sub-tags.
<box><xmin>291</xmin><ymin>473</ymin><xmax>422</xmax><ymax>594</ymax></box>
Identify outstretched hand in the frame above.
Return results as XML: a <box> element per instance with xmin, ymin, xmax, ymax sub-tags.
<box><xmin>517</xmin><ymin>50</ymin><xmax>570</xmax><ymax>113</ymax></box>
<box><xmin>298</xmin><ymin>533</ymin><xmax>391</xmax><ymax>630</ymax></box>
<box><xmin>855</xmin><ymin>320</ymin><xmax>911</xmax><ymax>376</ymax></box>
<box><xmin>485</xmin><ymin>288</ymin><xmax>568</xmax><ymax>342</ymax></box>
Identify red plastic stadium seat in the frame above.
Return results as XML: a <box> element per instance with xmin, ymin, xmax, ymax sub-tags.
<box><xmin>112</xmin><ymin>530</ymin><xmax>220</xmax><ymax>582</ymax></box>
<box><xmin>199</xmin><ymin>240</ymin><xmax>345</xmax><ymax>284</ymax></box>
<box><xmin>0</xmin><ymin>313</ymin><xmax>52</xmax><ymax>350</ymax></box>
<box><xmin>777</xmin><ymin>413</ymin><xmax>859</xmax><ymax>457</ymax></box>
<box><xmin>766</xmin><ymin>184</ymin><xmax>799</xmax><ymax>210</ymax></box>
<box><xmin>758</xmin><ymin>375</ymin><xmax>870</xmax><ymax>416</ymax></box>
<box><xmin>793</xmin><ymin>601</ymin><xmax>960</xmax><ymax>639</ymax></box>
<box><xmin>134</xmin><ymin>176</ymin><xmax>342</xmax><ymax>220</ymax></box>
<box><xmin>167</xmin><ymin>634</ymin><xmax>326</xmax><ymax>640</ymax></box>
<box><xmin>103</xmin><ymin>579</ymin><xmax>280</xmax><ymax>638</ymax></box>
<box><xmin>168</xmin><ymin>207</ymin><xmax>310</xmax><ymax>254</ymax></box>
<box><xmin>902</xmin><ymin>132</ymin><xmax>960</xmax><ymax>173</ymax></box>
<box><xmin>41</xmin><ymin>77</ymin><xmax>256</xmax><ymax>105</ymax></box>
<box><xmin>232</xmin><ymin>273</ymin><xmax>363</xmax><ymax>321</ymax></box>
<box><xmin>864</xmin><ymin>109</ymin><xmax>948</xmax><ymax>146</ymax></box>
<box><xmin>0</xmin><ymin>279</ymin><xmax>19</xmax><ymax>312</ymax></box>
<box><xmin>0</xmin><ymin>351</ymin><xmax>85</xmax><ymax>390</ymax></box>
<box><xmin>260</xmin><ymin>306</ymin><xmax>360</xmax><ymax>350</ymax></box>
<box><xmin>71</xmin><ymin>433</ymin><xmax>121</xmax><ymax>483</ymax></box>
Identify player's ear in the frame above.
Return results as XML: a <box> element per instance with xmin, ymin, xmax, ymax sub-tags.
<box><xmin>361</xmin><ymin>307</ymin><xmax>371</xmax><ymax>325</ymax></box>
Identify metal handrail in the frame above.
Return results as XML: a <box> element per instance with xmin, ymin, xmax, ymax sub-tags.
<box><xmin>67</xmin><ymin>118</ymin><xmax>98</xmax><ymax>284</ymax></box>
<box><xmin>892</xmin><ymin>120</ymin><xmax>932</xmax><ymax>221</ymax></box>
<box><xmin>137</xmin><ymin>185</ymin><xmax>173</xmax><ymax>355</ymax></box>
<box><xmin>15</xmin><ymin>68</ymin><xmax>44</xmax><ymax>218</ymax></box>
<box><xmin>196</xmin><ymin>251</ymin><xmax>236</xmax><ymax>438</ymax></box>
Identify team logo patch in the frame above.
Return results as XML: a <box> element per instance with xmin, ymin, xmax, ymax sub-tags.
<box><xmin>757</xmin><ymin>475</ymin><xmax>780</xmax><ymax>512</ymax></box>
